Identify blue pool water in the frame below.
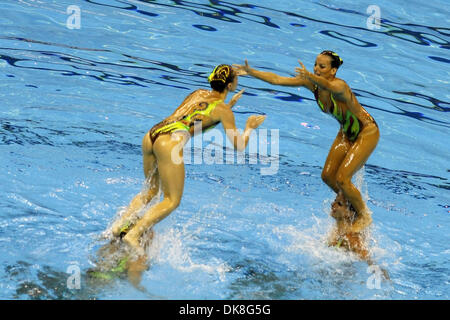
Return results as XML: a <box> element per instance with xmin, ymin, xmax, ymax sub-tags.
<box><xmin>1</xmin><ymin>0</ymin><xmax>449</xmax><ymax>300</ymax></box>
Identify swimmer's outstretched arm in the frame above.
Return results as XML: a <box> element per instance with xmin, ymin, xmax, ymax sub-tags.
<box><xmin>234</xmin><ymin>60</ymin><xmax>310</xmax><ymax>87</ymax></box>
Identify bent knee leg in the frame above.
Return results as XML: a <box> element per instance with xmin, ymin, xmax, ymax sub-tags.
<box><xmin>164</xmin><ymin>196</ymin><xmax>181</xmax><ymax>212</ymax></box>
<box><xmin>322</xmin><ymin>170</ymin><xmax>338</xmax><ymax>192</ymax></box>
<box><xmin>171</xmin><ymin>197</ymin><xmax>181</xmax><ymax>210</ymax></box>
<box><xmin>335</xmin><ymin>172</ymin><xmax>350</xmax><ymax>190</ymax></box>
<box><xmin>321</xmin><ymin>169</ymin><xmax>333</xmax><ymax>185</ymax></box>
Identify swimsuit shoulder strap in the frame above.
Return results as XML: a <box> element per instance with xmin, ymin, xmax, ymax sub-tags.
<box><xmin>202</xmin><ymin>99</ymin><xmax>223</xmax><ymax>116</ymax></box>
<box><xmin>330</xmin><ymin>94</ymin><xmax>343</xmax><ymax>122</ymax></box>
<box><xmin>315</xmin><ymin>85</ymin><xmax>344</xmax><ymax>123</ymax></box>
<box><xmin>314</xmin><ymin>85</ymin><xmax>326</xmax><ymax>112</ymax></box>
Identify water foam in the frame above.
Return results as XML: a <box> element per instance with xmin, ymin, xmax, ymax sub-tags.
<box><xmin>146</xmin><ymin>227</ymin><xmax>231</xmax><ymax>282</ymax></box>
<box><xmin>276</xmin><ymin>166</ymin><xmax>395</xmax><ymax>266</ymax></box>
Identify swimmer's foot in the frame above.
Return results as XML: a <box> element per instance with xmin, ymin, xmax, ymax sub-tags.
<box><xmin>350</xmin><ymin>212</ymin><xmax>372</xmax><ymax>233</ymax></box>
<box><xmin>123</xmin><ymin>233</ymin><xmax>145</xmax><ymax>256</ymax></box>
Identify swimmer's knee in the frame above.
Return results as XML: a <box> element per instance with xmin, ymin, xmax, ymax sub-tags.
<box><xmin>321</xmin><ymin>171</ymin><xmax>328</xmax><ymax>184</ymax></box>
<box><xmin>335</xmin><ymin>172</ymin><xmax>349</xmax><ymax>189</ymax></box>
<box><xmin>166</xmin><ymin>196</ymin><xmax>181</xmax><ymax>211</ymax></box>
<box><xmin>172</xmin><ymin>198</ymin><xmax>181</xmax><ymax>210</ymax></box>
<box><xmin>321</xmin><ymin>170</ymin><xmax>334</xmax><ymax>186</ymax></box>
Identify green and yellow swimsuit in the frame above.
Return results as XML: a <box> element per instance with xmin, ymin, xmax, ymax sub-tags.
<box><xmin>149</xmin><ymin>100</ymin><xmax>222</xmax><ymax>144</ymax></box>
<box><xmin>314</xmin><ymin>85</ymin><xmax>361</xmax><ymax>142</ymax></box>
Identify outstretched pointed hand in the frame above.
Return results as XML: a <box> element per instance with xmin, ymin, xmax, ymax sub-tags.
<box><xmin>295</xmin><ymin>59</ymin><xmax>310</xmax><ymax>80</ymax></box>
<box><xmin>233</xmin><ymin>60</ymin><xmax>251</xmax><ymax>76</ymax></box>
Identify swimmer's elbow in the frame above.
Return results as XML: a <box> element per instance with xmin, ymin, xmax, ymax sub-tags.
<box><xmin>274</xmin><ymin>76</ymin><xmax>306</xmax><ymax>87</ymax></box>
<box><xmin>234</xmin><ymin>136</ymin><xmax>249</xmax><ymax>152</ymax></box>
<box><xmin>225</xmin><ymin>129</ymin><xmax>248</xmax><ymax>152</ymax></box>
<box><xmin>270</xmin><ymin>77</ymin><xmax>290</xmax><ymax>86</ymax></box>
<box><xmin>234</xmin><ymin>140</ymin><xmax>247</xmax><ymax>152</ymax></box>
<box><xmin>262</xmin><ymin>76</ymin><xmax>279</xmax><ymax>85</ymax></box>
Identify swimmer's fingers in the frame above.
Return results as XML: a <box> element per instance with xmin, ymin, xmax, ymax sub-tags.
<box><xmin>233</xmin><ymin>59</ymin><xmax>251</xmax><ymax>75</ymax></box>
<box><xmin>229</xmin><ymin>89</ymin><xmax>245</xmax><ymax>107</ymax></box>
<box><xmin>257</xmin><ymin>114</ymin><xmax>266</xmax><ymax>124</ymax></box>
<box><xmin>255</xmin><ymin>115</ymin><xmax>267</xmax><ymax>128</ymax></box>
<box><xmin>233</xmin><ymin>65</ymin><xmax>247</xmax><ymax>76</ymax></box>
<box><xmin>297</xmin><ymin>59</ymin><xmax>306</xmax><ymax>69</ymax></box>
<box><xmin>295</xmin><ymin>67</ymin><xmax>304</xmax><ymax>78</ymax></box>
<box><xmin>296</xmin><ymin>59</ymin><xmax>308</xmax><ymax>79</ymax></box>
<box><xmin>247</xmin><ymin>114</ymin><xmax>266</xmax><ymax>129</ymax></box>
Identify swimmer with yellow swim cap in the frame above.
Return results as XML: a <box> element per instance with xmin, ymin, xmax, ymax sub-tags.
<box><xmin>110</xmin><ymin>64</ymin><xmax>265</xmax><ymax>255</ymax></box>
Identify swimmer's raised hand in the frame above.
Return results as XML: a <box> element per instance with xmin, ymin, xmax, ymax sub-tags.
<box><xmin>233</xmin><ymin>60</ymin><xmax>251</xmax><ymax>76</ymax></box>
<box><xmin>229</xmin><ymin>89</ymin><xmax>245</xmax><ymax>108</ymax></box>
<box><xmin>295</xmin><ymin>59</ymin><xmax>311</xmax><ymax>80</ymax></box>
<box><xmin>246</xmin><ymin>115</ymin><xmax>266</xmax><ymax>129</ymax></box>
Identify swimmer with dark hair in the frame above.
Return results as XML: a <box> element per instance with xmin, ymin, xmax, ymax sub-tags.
<box><xmin>234</xmin><ymin>51</ymin><xmax>380</xmax><ymax>261</ymax></box>
<box><xmin>111</xmin><ymin>64</ymin><xmax>266</xmax><ymax>255</ymax></box>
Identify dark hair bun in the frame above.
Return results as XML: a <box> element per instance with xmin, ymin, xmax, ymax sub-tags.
<box><xmin>320</xmin><ymin>50</ymin><xmax>343</xmax><ymax>69</ymax></box>
<box><xmin>208</xmin><ymin>64</ymin><xmax>235</xmax><ymax>92</ymax></box>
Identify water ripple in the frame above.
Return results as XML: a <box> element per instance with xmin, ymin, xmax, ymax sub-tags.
<box><xmin>1</xmin><ymin>0</ymin><xmax>449</xmax><ymax>300</ymax></box>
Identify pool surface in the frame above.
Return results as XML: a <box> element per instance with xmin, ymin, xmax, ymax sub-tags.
<box><xmin>0</xmin><ymin>0</ymin><xmax>449</xmax><ymax>299</ymax></box>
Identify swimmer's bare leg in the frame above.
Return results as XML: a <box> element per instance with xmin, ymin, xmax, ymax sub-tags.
<box><xmin>335</xmin><ymin>124</ymin><xmax>379</xmax><ymax>232</ymax></box>
<box><xmin>112</xmin><ymin>133</ymin><xmax>160</xmax><ymax>237</ymax></box>
<box><xmin>111</xmin><ymin>178</ymin><xmax>158</xmax><ymax>237</ymax></box>
<box><xmin>123</xmin><ymin>133</ymin><xmax>186</xmax><ymax>254</ymax></box>
<box><xmin>321</xmin><ymin>130</ymin><xmax>351</xmax><ymax>195</ymax></box>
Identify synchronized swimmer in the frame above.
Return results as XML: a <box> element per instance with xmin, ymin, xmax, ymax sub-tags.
<box><xmin>111</xmin><ymin>64</ymin><xmax>265</xmax><ymax>255</ymax></box>
<box><xmin>234</xmin><ymin>50</ymin><xmax>380</xmax><ymax>260</ymax></box>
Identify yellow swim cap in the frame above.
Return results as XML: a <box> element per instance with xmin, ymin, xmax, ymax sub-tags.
<box><xmin>208</xmin><ymin>64</ymin><xmax>231</xmax><ymax>83</ymax></box>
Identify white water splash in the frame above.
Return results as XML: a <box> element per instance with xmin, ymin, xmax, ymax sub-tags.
<box><xmin>146</xmin><ymin>227</ymin><xmax>230</xmax><ymax>282</ymax></box>
<box><xmin>277</xmin><ymin>166</ymin><xmax>394</xmax><ymax>265</ymax></box>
